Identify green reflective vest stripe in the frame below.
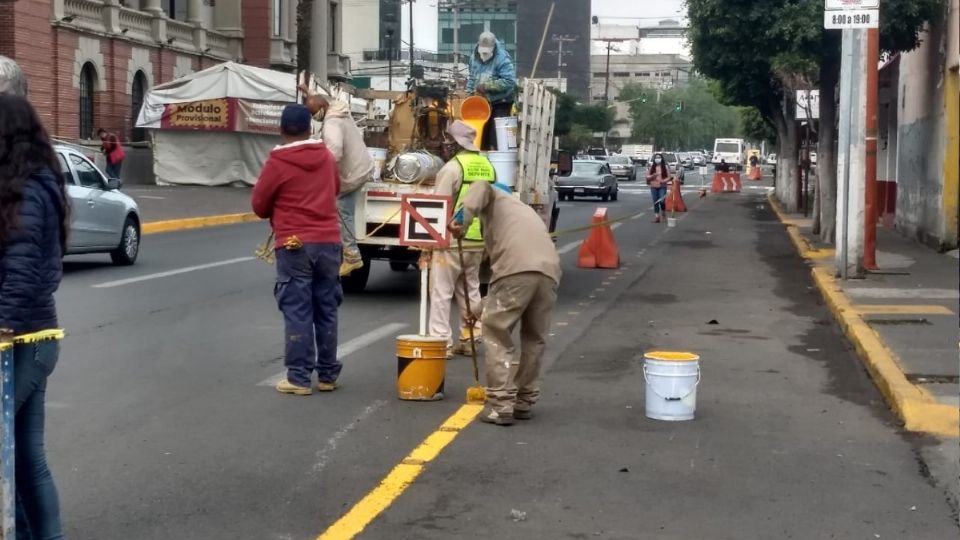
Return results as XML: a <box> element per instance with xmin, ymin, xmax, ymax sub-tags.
<box><xmin>454</xmin><ymin>153</ymin><xmax>497</xmax><ymax>241</ymax></box>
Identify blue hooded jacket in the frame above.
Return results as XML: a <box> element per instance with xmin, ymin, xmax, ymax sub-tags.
<box><xmin>0</xmin><ymin>170</ymin><xmax>65</xmax><ymax>334</ymax></box>
<box><xmin>467</xmin><ymin>40</ymin><xmax>517</xmax><ymax>105</ymax></box>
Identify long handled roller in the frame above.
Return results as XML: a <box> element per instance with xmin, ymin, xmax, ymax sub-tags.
<box><xmin>457</xmin><ymin>237</ymin><xmax>486</xmax><ymax>405</ymax></box>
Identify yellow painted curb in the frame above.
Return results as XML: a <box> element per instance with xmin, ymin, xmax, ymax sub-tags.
<box><xmin>767</xmin><ymin>194</ymin><xmax>834</xmax><ymax>260</ymax></box>
<box><xmin>141</xmin><ymin>213</ymin><xmax>261</xmax><ymax>235</ymax></box>
<box><xmin>812</xmin><ymin>266</ymin><xmax>959</xmax><ymax>438</ymax></box>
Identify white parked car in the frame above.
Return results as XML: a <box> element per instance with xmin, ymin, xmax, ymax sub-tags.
<box><xmin>54</xmin><ymin>145</ymin><xmax>142</xmax><ymax>265</ymax></box>
<box><xmin>766</xmin><ymin>153</ymin><xmax>777</xmax><ymax>165</ymax></box>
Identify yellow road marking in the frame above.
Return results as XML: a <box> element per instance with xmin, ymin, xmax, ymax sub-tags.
<box><xmin>855</xmin><ymin>304</ymin><xmax>954</xmax><ymax>315</ymax></box>
<box><xmin>317</xmin><ymin>404</ymin><xmax>482</xmax><ymax>539</ymax></box>
<box><xmin>142</xmin><ymin>213</ymin><xmax>261</xmax><ymax>235</ymax></box>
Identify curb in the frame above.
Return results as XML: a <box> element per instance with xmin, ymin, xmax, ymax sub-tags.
<box><xmin>142</xmin><ymin>213</ymin><xmax>261</xmax><ymax>235</ymax></box>
<box><xmin>767</xmin><ymin>194</ymin><xmax>959</xmax><ymax>438</ymax></box>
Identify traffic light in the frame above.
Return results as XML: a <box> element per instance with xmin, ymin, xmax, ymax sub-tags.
<box><xmin>674</xmin><ymin>100</ymin><xmax>683</xmax><ymax>112</ymax></box>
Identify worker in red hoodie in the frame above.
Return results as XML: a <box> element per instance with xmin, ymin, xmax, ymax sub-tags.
<box><xmin>252</xmin><ymin>104</ymin><xmax>343</xmax><ymax>396</ymax></box>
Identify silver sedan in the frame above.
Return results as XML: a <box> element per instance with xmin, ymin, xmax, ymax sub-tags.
<box><xmin>555</xmin><ymin>160</ymin><xmax>619</xmax><ymax>202</ymax></box>
<box><xmin>54</xmin><ymin>145</ymin><xmax>142</xmax><ymax>265</ymax></box>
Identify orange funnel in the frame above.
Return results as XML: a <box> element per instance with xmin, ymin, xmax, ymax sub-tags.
<box><xmin>460</xmin><ymin>96</ymin><xmax>491</xmax><ymax>149</ymax></box>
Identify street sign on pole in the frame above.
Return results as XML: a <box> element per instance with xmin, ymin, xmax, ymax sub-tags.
<box><xmin>824</xmin><ymin>9</ymin><xmax>879</xmax><ymax>29</ymax></box>
<box><xmin>796</xmin><ymin>89</ymin><xmax>820</xmax><ymax>120</ymax></box>
<box><xmin>398</xmin><ymin>194</ymin><xmax>453</xmax><ymax>248</ymax></box>
<box><xmin>825</xmin><ymin>0</ymin><xmax>879</xmax><ymax>9</ymax></box>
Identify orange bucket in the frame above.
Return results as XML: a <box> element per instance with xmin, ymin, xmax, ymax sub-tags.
<box><xmin>460</xmin><ymin>96</ymin><xmax>491</xmax><ymax>149</ymax></box>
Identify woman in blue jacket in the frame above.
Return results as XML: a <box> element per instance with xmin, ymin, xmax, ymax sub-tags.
<box><xmin>0</xmin><ymin>94</ymin><xmax>69</xmax><ymax>539</ymax></box>
<box><xmin>467</xmin><ymin>32</ymin><xmax>517</xmax><ymax>150</ymax></box>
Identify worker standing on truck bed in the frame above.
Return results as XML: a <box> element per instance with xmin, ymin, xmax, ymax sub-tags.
<box><xmin>467</xmin><ymin>31</ymin><xmax>517</xmax><ymax>150</ymax></box>
<box><xmin>449</xmin><ymin>178</ymin><xmax>561</xmax><ymax>426</ymax></box>
<box><xmin>424</xmin><ymin>120</ymin><xmax>496</xmax><ymax>358</ymax></box>
<box><xmin>300</xmin><ymin>84</ymin><xmax>375</xmax><ymax>277</ymax></box>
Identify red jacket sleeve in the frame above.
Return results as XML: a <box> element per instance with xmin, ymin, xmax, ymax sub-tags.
<box><xmin>251</xmin><ymin>158</ymin><xmax>281</xmax><ymax>218</ymax></box>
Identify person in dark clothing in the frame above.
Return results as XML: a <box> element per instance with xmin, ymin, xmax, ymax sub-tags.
<box><xmin>97</xmin><ymin>128</ymin><xmax>125</xmax><ymax>180</ymax></box>
<box><xmin>252</xmin><ymin>104</ymin><xmax>343</xmax><ymax>396</ymax></box>
<box><xmin>715</xmin><ymin>159</ymin><xmax>731</xmax><ymax>172</ymax></box>
<box><xmin>467</xmin><ymin>32</ymin><xmax>517</xmax><ymax>150</ymax></box>
<box><xmin>0</xmin><ymin>94</ymin><xmax>70</xmax><ymax>540</ymax></box>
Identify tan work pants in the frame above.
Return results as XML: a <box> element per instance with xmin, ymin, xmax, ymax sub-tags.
<box><xmin>429</xmin><ymin>250</ymin><xmax>483</xmax><ymax>347</ymax></box>
<box><xmin>481</xmin><ymin>272</ymin><xmax>558</xmax><ymax>414</ymax></box>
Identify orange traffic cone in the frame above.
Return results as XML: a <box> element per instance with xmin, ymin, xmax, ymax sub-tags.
<box><xmin>577</xmin><ymin>207</ymin><xmax>620</xmax><ymax>269</ymax></box>
<box><xmin>665</xmin><ymin>180</ymin><xmax>687</xmax><ymax>212</ymax></box>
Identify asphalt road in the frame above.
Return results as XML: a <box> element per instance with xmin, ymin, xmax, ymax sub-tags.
<box><xmin>48</xmin><ymin>177</ymin><xmax>957</xmax><ymax>539</ymax></box>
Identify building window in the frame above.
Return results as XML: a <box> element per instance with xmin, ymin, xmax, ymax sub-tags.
<box><xmin>613</xmin><ymin>72</ymin><xmax>630</xmax><ymax>77</ymax></box>
<box><xmin>592</xmin><ymin>72</ymin><xmax>606</xmax><ymax>78</ymax></box>
<box><xmin>130</xmin><ymin>71</ymin><xmax>147</xmax><ymax>142</ymax></box>
<box><xmin>79</xmin><ymin>63</ymin><xmax>96</xmax><ymax>140</ymax></box>
<box><xmin>273</xmin><ymin>0</ymin><xmax>283</xmax><ymax>37</ymax></box>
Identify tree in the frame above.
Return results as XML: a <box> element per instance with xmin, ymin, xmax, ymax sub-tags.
<box><xmin>619</xmin><ymin>79</ymin><xmax>740</xmax><ymax>150</ymax></box>
<box><xmin>572</xmin><ymin>104</ymin><xmax>614</xmax><ymax>134</ymax></box>
<box><xmin>560</xmin><ymin>124</ymin><xmax>594</xmax><ymax>153</ymax></box>
<box><xmin>551</xmin><ymin>90</ymin><xmax>579</xmax><ymax>137</ymax></box>
<box><xmin>739</xmin><ymin>107</ymin><xmax>775</xmax><ymax>146</ymax></box>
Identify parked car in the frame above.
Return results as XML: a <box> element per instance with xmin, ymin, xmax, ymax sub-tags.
<box><xmin>54</xmin><ymin>144</ymin><xmax>142</xmax><ymax>265</ymax></box>
<box><xmin>660</xmin><ymin>152</ymin><xmax>686</xmax><ymax>184</ymax></box>
<box><xmin>766</xmin><ymin>153</ymin><xmax>777</xmax><ymax>165</ymax></box>
<box><xmin>679</xmin><ymin>152</ymin><xmax>695</xmax><ymax>170</ymax></box>
<box><xmin>692</xmin><ymin>153</ymin><xmax>706</xmax><ymax>166</ymax></box>
<box><xmin>555</xmin><ymin>160</ymin><xmax>619</xmax><ymax>202</ymax></box>
<box><xmin>606</xmin><ymin>155</ymin><xmax>636</xmax><ymax>181</ymax></box>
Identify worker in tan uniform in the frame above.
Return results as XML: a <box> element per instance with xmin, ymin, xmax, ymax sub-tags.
<box><xmin>426</xmin><ymin>120</ymin><xmax>494</xmax><ymax>358</ymax></box>
<box><xmin>449</xmin><ymin>180</ymin><xmax>561</xmax><ymax>426</ymax></box>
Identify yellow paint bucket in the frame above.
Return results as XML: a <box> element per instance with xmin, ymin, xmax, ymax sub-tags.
<box><xmin>460</xmin><ymin>96</ymin><xmax>491</xmax><ymax>150</ymax></box>
<box><xmin>396</xmin><ymin>335</ymin><xmax>447</xmax><ymax>401</ymax></box>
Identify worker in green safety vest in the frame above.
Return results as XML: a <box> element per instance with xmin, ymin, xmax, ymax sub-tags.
<box><xmin>421</xmin><ymin>120</ymin><xmax>498</xmax><ymax>358</ymax></box>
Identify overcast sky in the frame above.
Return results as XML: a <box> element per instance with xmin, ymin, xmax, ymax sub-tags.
<box><xmin>591</xmin><ymin>0</ymin><xmax>687</xmax><ymax>25</ymax></box>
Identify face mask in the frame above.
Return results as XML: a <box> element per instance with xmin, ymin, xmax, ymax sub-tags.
<box><xmin>654</xmin><ymin>158</ymin><xmax>662</xmax><ymax>164</ymax></box>
<box><xmin>479</xmin><ymin>51</ymin><xmax>493</xmax><ymax>62</ymax></box>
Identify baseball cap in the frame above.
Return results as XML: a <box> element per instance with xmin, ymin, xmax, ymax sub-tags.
<box><xmin>280</xmin><ymin>103</ymin><xmax>312</xmax><ymax>135</ymax></box>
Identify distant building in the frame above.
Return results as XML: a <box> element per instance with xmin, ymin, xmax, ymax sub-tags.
<box><xmin>516</xmin><ymin>0</ymin><xmax>590</xmax><ymax>99</ymax></box>
<box><xmin>438</xmin><ymin>0</ymin><xmax>517</xmax><ymax>61</ymax></box>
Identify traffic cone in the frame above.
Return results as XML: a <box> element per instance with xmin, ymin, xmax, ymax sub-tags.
<box><xmin>749</xmin><ymin>166</ymin><xmax>762</xmax><ymax>181</ymax></box>
<box><xmin>665</xmin><ymin>180</ymin><xmax>687</xmax><ymax>212</ymax></box>
<box><xmin>577</xmin><ymin>207</ymin><xmax>620</xmax><ymax>269</ymax></box>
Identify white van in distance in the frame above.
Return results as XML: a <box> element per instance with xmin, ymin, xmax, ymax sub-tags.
<box><xmin>712</xmin><ymin>138</ymin><xmax>745</xmax><ymax>171</ymax></box>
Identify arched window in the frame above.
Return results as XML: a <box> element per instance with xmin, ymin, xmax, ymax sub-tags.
<box><xmin>130</xmin><ymin>71</ymin><xmax>147</xmax><ymax>142</ymax></box>
<box><xmin>79</xmin><ymin>63</ymin><xmax>96</xmax><ymax>140</ymax></box>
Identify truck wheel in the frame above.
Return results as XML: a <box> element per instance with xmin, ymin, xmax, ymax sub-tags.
<box><xmin>389</xmin><ymin>261</ymin><xmax>411</xmax><ymax>272</ymax></box>
<box><xmin>601</xmin><ymin>191</ymin><xmax>610</xmax><ymax>202</ymax></box>
<box><xmin>342</xmin><ymin>255</ymin><xmax>371</xmax><ymax>293</ymax></box>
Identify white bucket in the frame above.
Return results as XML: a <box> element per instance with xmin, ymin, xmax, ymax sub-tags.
<box><xmin>643</xmin><ymin>352</ymin><xmax>700</xmax><ymax>421</ymax></box>
<box><xmin>667</xmin><ymin>217</ymin><xmax>677</xmax><ymax>227</ymax></box>
<box><xmin>487</xmin><ymin>150</ymin><xmax>518</xmax><ymax>188</ymax></box>
<box><xmin>368</xmin><ymin>147</ymin><xmax>387</xmax><ymax>181</ymax></box>
<box><xmin>494</xmin><ymin>116</ymin><xmax>519</xmax><ymax>151</ymax></box>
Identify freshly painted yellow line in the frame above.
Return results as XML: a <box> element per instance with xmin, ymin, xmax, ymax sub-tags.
<box><xmin>856</xmin><ymin>304</ymin><xmax>954</xmax><ymax>315</ymax></box>
<box><xmin>812</xmin><ymin>267</ymin><xmax>959</xmax><ymax>438</ymax></box>
<box><xmin>141</xmin><ymin>213</ymin><xmax>261</xmax><ymax>235</ymax></box>
<box><xmin>317</xmin><ymin>403</ymin><xmax>483</xmax><ymax>539</ymax></box>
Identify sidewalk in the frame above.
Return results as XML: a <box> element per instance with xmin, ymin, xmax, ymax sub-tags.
<box><xmin>122</xmin><ymin>185</ymin><xmax>259</xmax><ymax>233</ymax></box>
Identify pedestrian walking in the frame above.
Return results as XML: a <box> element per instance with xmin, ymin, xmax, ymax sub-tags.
<box><xmin>251</xmin><ymin>104</ymin><xmax>343</xmax><ymax>396</ymax></box>
<box><xmin>646</xmin><ymin>152</ymin><xmax>671</xmax><ymax>223</ymax></box>
<box><xmin>449</xmin><ymin>180</ymin><xmax>561</xmax><ymax>426</ymax></box>
<box><xmin>300</xmin><ymin>87</ymin><xmax>375</xmax><ymax>277</ymax></box>
<box><xmin>97</xmin><ymin>128</ymin><xmax>126</xmax><ymax>180</ymax></box>
<box><xmin>466</xmin><ymin>31</ymin><xmax>517</xmax><ymax>150</ymax></box>
<box><xmin>0</xmin><ymin>94</ymin><xmax>69</xmax><ymax>539</ymax></box>
<box><xmin>425</xmin><ymin>120</ymin><xmax>495</xmax><ymax>358</ymax></box>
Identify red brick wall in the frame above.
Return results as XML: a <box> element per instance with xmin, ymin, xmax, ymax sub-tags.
<box><xmin>243</xmin><ymin>0</ymin><xmax>272</xmax><ymax>69</ymax></box>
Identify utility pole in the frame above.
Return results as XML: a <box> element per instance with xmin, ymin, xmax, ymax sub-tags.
<box><xmin>549</xmin><ymin>34</ymin><xmax>576</xmax><ymax>92</ymax></box>
<box><xmin>408</xmin><ymin>0</ymin><xmax>415</xmax><ymax>75</ymax></box>
<box><xmin>452</xmin><ymin>0</ymin><xmax>459</xmax><ymax>67</ymax></box>
<box><xmin>310</xmin><ymin>0</ymin><xmax>330</xmax><ymax>84</ymax></box>
<box><xmin>864</xmin><ymin>26</ymin><xmax>879</xmax><ymax>270</ymax></box>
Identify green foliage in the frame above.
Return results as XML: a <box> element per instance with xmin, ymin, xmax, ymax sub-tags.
<box><xmin>551</xmin><ymin>89</ymin><xmax>579</xmax><ymax>137</ymax></box>
<box><xmin>560</xmin><ymin>124</ymin><xmax>595</xmax><ymax>153</ymax></box>
<box><xmin>572</xmin><ymin>103</ymin><xmax>614</xmax><ymax>134</ymax></box>
<box><xmin>619</xmin><ymin>79</ymin><xmax>740</xmax><ymax>150</ymax></box>
<box><xmin>739</xmin><ymin>107</ymin><xmax>776</xmax><ymax>145</ymax></box>
<box><xmin>879</xmin><ymin>0</ymin><xmax>944</xmax><ymax>53</ymax></box>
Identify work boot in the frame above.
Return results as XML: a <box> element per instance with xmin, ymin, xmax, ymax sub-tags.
<box><xmin>513</xmin><ymin>408</ymin><xmax>533</xmax><ymax>420</ymax></box>
<box><xmin>652</xmin><ymin>215</ymin><xmax>661</xmax><ymax>223</ymax></box>
<box><xmin>339</xmin><ymin>259</ymin><xmax>364</xmax><ymax>276</ymax></box>
<box><xmin>316</xmin><ymin>381</ymin><xmax>339</xmax><ymax>392</ymax></box>
<box><xmin>479</xmin><ymin>407</ymin><xmax>514</xmax><ymax>426</ymax></box>
<box><xmin>276</xmin><ymin>378</ymin><xmax>312</xmax><ymax>396</ymax></box>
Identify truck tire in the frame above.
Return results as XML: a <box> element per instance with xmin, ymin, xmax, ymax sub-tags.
<box><xmin>342</xmin><ymin>254</ymin><xmax>371</xmax><ymax>293</ymax></box>
<box><xmin>389</xmin><ymin>261</ymin><xmax>411</xmax><ymax>272</ymax></box>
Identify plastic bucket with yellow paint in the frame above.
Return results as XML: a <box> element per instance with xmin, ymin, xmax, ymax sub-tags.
<box><xmin>460</xmin><ymin>96</ymin><xmax>491</xmax><ymax>150</ymax></box>
<box><xmin>643</xmin><ymin>351</ymin><xmax>700</xmax><ymax>421</ymax></box>
<box><xmin>396</xmin><ymin>335</ymin><xmax>447</xmax><ymax>401</ymax></box>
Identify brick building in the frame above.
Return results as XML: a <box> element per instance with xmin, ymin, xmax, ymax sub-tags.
<box><xmin>0</xmin><ymin>0</ymin><xmax>300</xmax><ymax>145</ymax></box>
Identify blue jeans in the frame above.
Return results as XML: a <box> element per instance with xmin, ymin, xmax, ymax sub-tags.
<box><xmin>105</xmin><ymin>161</ymin><xmax>122</xmax><ymax>180</ymax></box>
<box><xmin>339</xmin><ymin>190</ymin><xmax>360</xmax><ymax>262</ymax></box>
<box><xmin>14</xmin><ymin>340</ymin><xmax>63</xmax><ymax>540</ymax></box>
<box><xmin>650</xmin><ymin>186</ymin><xmax>668</xmax><ymax>214</ymax></box>
<box><xmin>274</xmin><ymin>244</ymin><xmax>343</xmax><ymax>387</ymax></box>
